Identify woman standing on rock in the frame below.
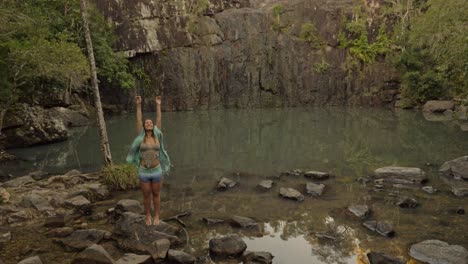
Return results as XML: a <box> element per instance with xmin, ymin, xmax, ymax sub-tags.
<box><xmin>126</xmin><ymin>95</ymin><xmax>171</xmax><ymax>226</ymax></box>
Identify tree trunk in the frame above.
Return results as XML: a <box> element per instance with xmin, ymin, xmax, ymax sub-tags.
<box><xmin>79</xmin><ymin>0</ymin><xmax>113</xmax><ymax>166</ymax></box>
<box><xmin>0</xmin><ymin>108</ymin><xmax>6</xmax><ymax>136</ymax></box>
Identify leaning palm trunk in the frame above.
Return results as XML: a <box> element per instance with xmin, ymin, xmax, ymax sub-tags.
<box><xmin>79</xmin><ymin>0</ymin><xmax>113</xmax><ymax>166</ymax></box>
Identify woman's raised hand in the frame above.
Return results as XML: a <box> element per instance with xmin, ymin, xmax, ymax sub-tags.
<box><xmin>135</xmin><ymin>96</ymin><xmax>142</xmax><ymax>105</ymax></box>
<box><xmin>155</xmin><ymin>96</ymin><xmax>162</xmax><ymax>105</ymax></box>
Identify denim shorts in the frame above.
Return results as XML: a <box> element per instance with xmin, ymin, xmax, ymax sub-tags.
<box><xmin>138</xmin><ymin>165</ymin><xmax>163</xmax><ymax>183</ymax></box>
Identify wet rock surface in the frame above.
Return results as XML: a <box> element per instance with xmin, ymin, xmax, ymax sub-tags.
<box><xmin>304</xmin><ymin>171</ymin><xmax>330</xmax><ymax>181</ymax></box>
<box><xmin>279</xmin><ymin>187</ymin><xmax>304</xmax><ymax>201</ymax></box>
<box><xmin>242</xmin><ymin>251</ymin><xmax>274</xmax><ymax>264</ymax></box>
<box><xmin>440</xmin><ymin>156</ymin><xmax>468</xmax><ymax>181</ymax></box>
<box><xmin>217</xmin><ymin>178</ymin><xmax>237</xmax><ymax>191</ymax></box>
<box><xmin>305</xmin><ymin>182</ymin><xmax>325</xmax><ymax>197</ymax></box>
<box><xmin>409</xmin><ymin>240</ymin><xmax>468</xmax><ymax>264</ymax></box>
<box><xmin>374</xmin><ymin>166</ymin><xmax>426</xmax><ymax>184</ymax></box>
<box><xmin>348</xmin><ymin>205</ymin><xmax>370</xmax><ymax>219</ymax></box>
<box><xmin>167</xmin><ymin>249</ymin><xmax>196</xmax><ymax>264</ymax></box>
<box><xmin>55</xmin><ymin>229</ymin><xmax>110</xmax><ymax>251</ymax></box>
<box><xmin>209</xmin><ymin>235</ymin><xmax>247</xmax><ymax>257</ymax></box>
<box><xmin>366</xmin><ymin>252</ymin><xmax>405</xmax><ymax>264</ymax></box>
<box><xmin>257</xmin><ymin>180</ymin><xmax>274</xmax><ymax>190</ymax></box>
<box><xmin>363</xmin><ymin>221</ymin><xmax>395</xmax><ymax>237</ymax></box>
<box><xmin>71</xmin><ymin>244</ymin><xmax>115</xmax><ymax>264</ymax></box>
<box><xmin>397</xmin><ymin>197</ymin><xmax>419</xmax><ymax>208</ymax></box>
<box><xmin>231</xmin><ymin>216</ymin><xmax>258</xmax><ymax>229</ymax></box>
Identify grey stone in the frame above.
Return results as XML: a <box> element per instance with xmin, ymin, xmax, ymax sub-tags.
<box><xmin>3</xmin><ymin>175</ymin><xmax>36</xmax><ymax>188</ymax></box>
<box><xmin>305</xmin><ymin>182</ymin><xmax>325</xmax><ymax>196</ymax></box>
<box><xmin>231</xmin><ymin>216</ymin><xmax>258</xmax><ymax>229</ymax></box>
<box><xmin>18</xmin><ymin>256</ymin><xmax>43</xmax><ymax>264</ymax></box>
<box><xmin>304</xmin><ymin>171</ymin><xmax>330</xmax><ymax>180</ymax></box>
<box><xmin>423</xmin><ymin>100</ymin><xmax>455</xmax><ymax>113</ymax></box>
<box><xmin>363</xmin><ymin>221</ymin><xmax>395</xmax><ymax>237</ymax></box>
<box><xmin>167</xmin><ymin>250</ymin><xmax>196</xmax><ymax>264</ymax></box>
<box><xmin>147</xmin><ymin>238</ymin><xmax>170</xmax><ymax>261</ymax></box>
<box><xmin>279</xmin><ymin>187</ymin><xmax>304</xmax><ymax>201</ymax></box>
<box><xmin>115</xmin><ymin>199</ymin><xmax>143</xmax><ymax>214</ymax></box>
<box><xmin>440</xmin><ymin>156</ymin><xmax>468</xmax><ymax>181</ymax></box>
<box><xmin>71</xmin><ymin>244</ymin><xmax>115</xmax><ymax>264</ymax></box>
<box><xmin>281</xmin><ymin>169</ymin><xmax>303</xmax><ymax>177</ymax></box>
<box><xmin>64</xmin><ymin>195</ymin><xmax>91</xmax><ymax>209</ymax></box>
<box><xmin>217</xmin><ymin>177</ymin><xmax>237</xmax><ymax>191</ymax></box>
<box><xmin>242</xmin><ymin>251</ymin><xmax>274</xmax><ymax>264</ymax></box>
<box><xmin>28</xmin><ymin>171</ymin><xmax>49</xmax><ymax>181</ymax></box>
<box><xmin>20</xmin><ymin>193</ymin><xmax>54</xmax><ymax>211</ymax></box>
<box><xmin>397</xmin><ymin>197</ymin><xmax>419</xmax><ymax>208</ymax></box>
<box><xmin>115</xmin><ymin>253</ymin><xmax>152</xmax><ymax>264</ymax></box>
<box><xmin>452</xmin><ymin>188</ymin><xmax>468</xmax><ymax>197</ymax></box>
<box><xmin>55</xmin><ymin>229</ymin><xmax>109</xmax><ymax>251</ymax></box>
<box><xmin>209</xmin><ymin>235</ymin><xmax>247</xmax><ymax>257</ymax></box>
<box><xmin>348</xmin><ymin>205</ymin><xmax>370</xmax><ymax>219</ymax></box>
<box><xmin>422</xmin><ymin>186</ymin><xmax>438</xmax><ymax>194</ymax></box>
<box><xmin>367</xmin><ymin>252</ymin><xmax>404</xmax><ymax>264</ymax></box>
<box><xmin>374</xmin><ymin>167</ymin><xmax>426</xmax><ymax>184</ymax></box>
<box><xmin>409</xmin><ymin>240</ymin><xmax>468</xmax><ymax>264</ymax></box>
<box><xmin>257</xmin><ymin>180</ymin><xmax>273</xmax><ymax>190</ymax></box>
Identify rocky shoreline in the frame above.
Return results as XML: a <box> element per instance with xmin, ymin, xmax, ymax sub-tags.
<box><xmin>0</xmin><ymin>154</ymin><xmax>467</xmax><ymax>264</ymax></box>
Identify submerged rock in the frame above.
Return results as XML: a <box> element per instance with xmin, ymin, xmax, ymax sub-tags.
<box><xmin>217</xmin><ymin>178</ymin><xmax>237</xmax><ymax>191</ymax></box>
<box><xmin>18</xmin><ymin>256</ymin><xmax>43</xmax><ymax>264</ymax></box>
<box><xmin>348</xmin><ymin>205</ymin><xmax>370</xmax><ymax>219</ymax></box>
<box><xmin>242</xmin><ymin>251</ymin><xmax>274</xmax><ymax>264</ymax></box>
<box><xmin>304</xmin><ymin>171</ymin><xmax>330</xmax><ymax>180</ymax></box>
<box><xmin>115</xmin><ymin>253</ymin><xmax>152</xmax><ymax>264</ymax></box>
<box><xmin>363</xmin><ymin>221</ymin><xmax>395</xmax><ymax>237</ymax></box>
<box><xmin>71</xmin><ymin>244</ymin><xmax>115</xmax><ymax>264</ymax></box>
<box><xmin>367</xmin><ymin>252</ymin><xmax>404</xmax><ymax>264</ymax></box>
<box><xmin>440</xmin><ymin>156</ymin><xmax>468</xmax><ymax>181</ymax></box>
<box><xmin>209</xmin><ymin>235</ymin><xmax>247</xmax><ymax>257</ymax></box>
<box><xmin>231</xmin><ymin>216</ymin><xmax>258</xmax><ymax>229</ymax></box>
<box><xmin>374</xmin><ymin>167</ymin><xmax>426</xmax><ymax>184</ymax></box>
<box><xmin>279</xmin><ymin>187</ymin><xmax>304</xmax><ymax>201</ymax></box>
<box><xmin>305</xmin><ymin>182</ymin><xmax>325</xmax><ymax>197</ymax></box>
<box><xmin>397</xmin><ymin>197</ymin><xmax>419</xmax><ymax>208</ymax></box>
<box><xmin>167</xmin><ymin>250</ymin><xmax>196</xmax><ymax>264</ymax></box>
<box><xmin>409</xmin><ymin>240</ymin><xmax>468</xmax><ymax>264</ymax></box>
<box><xmin>257</xmin><ymin>180</ymin><xmax>274</xmax><ymax>190</ymax></box>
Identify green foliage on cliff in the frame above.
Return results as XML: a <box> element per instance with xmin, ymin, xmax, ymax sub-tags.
<box><xmin>299</xmin><ymin>23</ymin><xmax>322</xmax><ymax>48</ymax></box>
<box><xmin>313</xmin><ymin>61</ymin><xmax>331</xmax><ymax>74</ymax></box>
<box><xmin>338</xmin><ymin>10</ymin><xmax>391</xmax><ymax>64</ymax></box>
<box><xmin>0</xmin><ymin>0</ymin><xmax>135</xmax><ymax>111</ymax></box>
<box><xmin>394</xmin><ymin>0</ymin><xmax>468</xmax><ymax>102</ymax></box>
<box><xmin>103</xmin><ymin>164</ymin><xmax>139</xmax><ymax>191</ymax></box>
<box><xmin>272</xmin><ymin>4</ymin><xmax>284</xmax><ymax>17</ymax></box>
<box><xmin>193</xmin><ymin>0</ymin><xmax>210</xmax><ymax>15</ymax></box>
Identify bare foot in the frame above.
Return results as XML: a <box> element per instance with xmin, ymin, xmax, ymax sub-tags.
<box><xmin>152</xmin><ymin>216</ymin><xmax>160</xmax><ymax>225</ymax></box>
<box><xmin>145</xmin><ymin>215</ymin><xmax>152</xmax><ymax>226</ymax></box>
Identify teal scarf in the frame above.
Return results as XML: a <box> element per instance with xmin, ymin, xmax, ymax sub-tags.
<box><xmin>126</xmin><ymin>126</ymin><xmax>171</xmax><ymax>174</ymax></box>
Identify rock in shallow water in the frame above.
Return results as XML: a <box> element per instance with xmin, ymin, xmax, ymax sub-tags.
<box><xmin>348</xmin><ymin>205</ymin><xmax>370</xmax><ymax>219</ymax></box>
<box><xmin>279</xmin><ymin>187</ymin><xmax>304</xmax><ymax>201</ymax></box>
<box><xmin>242</xmin><ymin>251</ymin><xmax>274</xmax><ymax>264</ymax></box>
<box><xmin>304</xmin><ymin>171</ymin><xmax>330</xmax><ymax>180</ymax></box>
<box><xmin>217</xmin><ymin>177</ymin><xmax>237</xmax><ymax>191</ymax></box>
<box><xmin>168</xmin><ymin>249</ymin><xmax>196</xmax><ymax>264</ymax></box>
<box><xmin>231</xmin><ymin>216</ymin><xmax>258</xmax><ymax>229</ymax></box>
<box><xmin>367</xmin><ymin>252</ymin><xmax>405</xmax><ymax>264</ymax></box>
<box><xmin>374</xmin><ymin>166</ymin><xmax>426</xmax><ymax>184</ymax></box>
<box><xmin>422</xmin><ymin>186</ymin><xmax>438</xmax><ymax>194</ymax></box>
<box><xmin>452</xmin><ymin>187</ymin><xmax>468</xmax><ymax>197</ymax></box>
<box><xmin>209</xmin><ymin>235</ymin><xmax>247</xmax><ymax>257</ymax></box>
<box><xmin>440</xmin><ymin>156</ymin><xmax>468</xmax><ymax>180</ymax></box>
<box><xmin>363</xmin><ymin>221</ymin><xmax>395</xmax><ymax>237</ymax></box>
<box><xmin>305</xmin><ymin>182</ymin><xmax>325</xmax><ymax>197</ymax></box>
<box><xmin>409</xmin><ymin>240</ymin><xmax>468</xmax><ymax>264</ymax></box>
<box><xmin>257</xmin><ymin>180</ymin><xmax>273</xmax><ymax>190</ymax></box>
<box><xmin>397</xmin><ymin>197</ymin><xmax>419</xmax><ymax>208</ymax></box>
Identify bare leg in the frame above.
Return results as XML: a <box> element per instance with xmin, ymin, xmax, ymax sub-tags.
<box><xmin>140</xmin><ymin>182</ymin><xmax>152</xmax><ymax>226</ymax></box>
<box><xmin>151</xmin><ymin>181</ymin><xmax>162</xmax><ymax>225</ymax></box>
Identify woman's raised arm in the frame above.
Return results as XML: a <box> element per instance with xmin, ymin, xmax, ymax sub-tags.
<box><xmin>136</xmin><ymin>96</ymin><xmax>142</xmax><ymax>134</ymax></box>
<box><xmin>155</xmin><ymin>96</ymin><xmax>162</xmax><ymax>129</ymax></box>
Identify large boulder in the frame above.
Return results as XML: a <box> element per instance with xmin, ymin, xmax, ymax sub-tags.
<box><xmin>440</xmin><ymin>156</ymin><xmax>468</xmax><ymax>181</ymax></box>
<box><xmin>55</xmin><ymin>229</ymin><xmax>110</xmax><ymax>251</ymax></box>
<box><xmin>374</xmin><ymin>167</ymin><xmax>427</xmax><ymax>184</ymax></box>
<box><xmin>423</xmin><ymin>100</ymin><xmax>455</xmax><ymax>113</ymax></box>
<box><xmin>409</xmin><ymin>240</ymin><xmax>468</xmax><ymax>264</ymax></box>
<box><xmin>209</xmin><ymin>235</ymin><xmax>247</xmax><ymax>257</ymax></box>
<box><xmin>71</xmin><ymin>244</ymin><xmax>115</xmax><ymax>264</ymax></box>
<box><xmin>113</xmin><ymin>212</ymin><xmax>181</xmax><ymax>253</ymax></box>
<box><xmin>0</xmin><ymin>104</ymin><xmax>68</xmax><ymax>148</ymax></box>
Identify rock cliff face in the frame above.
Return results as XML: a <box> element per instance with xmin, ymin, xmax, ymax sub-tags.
<box><xmin>94</xmin><ymin>0</ymin><xmax>399</xmax><ymax>110</ymax></box>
